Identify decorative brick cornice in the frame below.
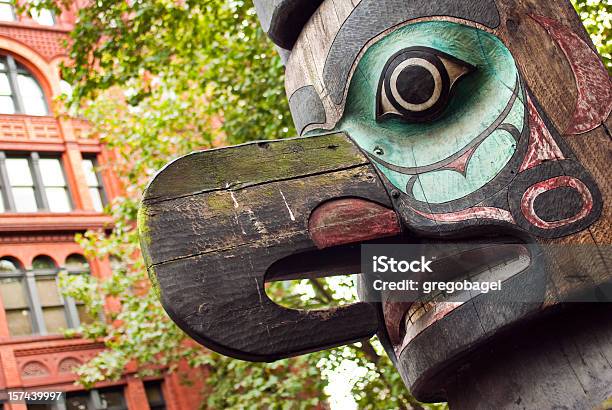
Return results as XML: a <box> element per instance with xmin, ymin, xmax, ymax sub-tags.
<box><xmin>0</xmin><ymin>213</ymin><xmax>114</xmax><ymax>232</ymax></box>
<box><xmin>14</xmin><ymin>341</ymin><xmax>105</xmax><ymax>357</ymax></box>
<box><xmin>0</xmin><ymin>233</ymin><xmax>76</xmax><ymax>243</ymax></box>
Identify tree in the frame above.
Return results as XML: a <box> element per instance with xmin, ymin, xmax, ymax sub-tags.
<box><xmin>34</xmin><ymin>0</ymin><xmax>429</xmax><ymax>407</ymax></box>
<box><xmin>571</xmin><ymin>0</ymin><xmax>611</xmax><ymax>73</ymax></box>
<box><xmin>20</xmin><ymin>0</ymin><xmax>609</xmax><ymax>407</ymax></box>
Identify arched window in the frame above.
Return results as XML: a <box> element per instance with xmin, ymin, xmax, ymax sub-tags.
<box><xmin>0</xmin><ymin>55</ymin><xmax>48</xmax><ymax>116</ymax></box>
<box><xmin>0</xmin><ymin>257</ymin><xmax>32</xmax><ymax>336</ymax></box>
<box><xmin>31</xmin><ymin>255</ymin><xmax>56</xmax><ymax>270</ymax></box>
<box><xmin>65</xmin><ymin>253</ymin><xmax>94</xmax><ymax>325</ymax></box>
<box><xmin>65</xmin><ymin>254</ymin><xmax>90</xmax><ymax>273</ymax></box>
<box><xmin>31</xmin><ymin>255</ymin><xmax>68</xmax><ymax>334</ymax></box>
<box><xmin>0</xmin><ymin>254</ymin><xmax>92</xmax><ymax>336</ymax></box>
<box><xmin>0</xmin><ymin>257</ymin><xmax>20</xmax><ymax>271</ymax></box>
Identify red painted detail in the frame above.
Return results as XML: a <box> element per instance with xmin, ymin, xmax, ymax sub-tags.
<box><xmin>412</xmin><ymin>206</ymin><xmax>515</xmax><ymax>224</ymax></box>
<box><xmin>308</xmin><ymin>198</ymin><xmax>401</xmax><ymax>249</ymax></box>
<box><xmin>382</xmin><ymin>299</ymin><xmax>412</xmax><ymax>346</ymax></box>
<box><xmin>443</xmin><ymin>146</ymin><xmax>476</xmax><ymax>174</ymax></box>
<box><xmin>520</xmin><ymin>96</ymin><xmax>565</xmax><ymax>172</ymax></box>
<box><xmin>531</xmin><ymin>14</ymin><xmax>612</xmax><ymax>135</ymax></box>
<box><xmin>521</xmin><ymin>176</ymin><xmax>593</xmax><ymax>229</ymax></box>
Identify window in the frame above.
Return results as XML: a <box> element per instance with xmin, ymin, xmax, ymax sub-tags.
<box><xmin>32</xmin><ymin>255</ymin><xmax>67</xmax><ymax>334</ymax></box>
<box><xmin>0</xmin><ymin>257</ymin><xmax>32</xmax><ymax>336</ymax></box>
<box><xmin>27</xmin><ymin>403</ymin><xmax>55</xmax><ymax>410</ymax></box>
<box><xmin>5</xmin><ymin>156</ymin><xmax>37</xmax><ymax>211</ymax></box>
<box><xmin>0</xmin><ymin>55</ymin><xmax>48</xmax><ymax>115</ymax></box>
<box><xmin>60</xmin><ymin>79</ymin><xmax>73</xmax><ymax>96</ymax></box>
<box><xmin>0</xmin><ymin>254</ymin><xmax>91</xmax><ymax>336</ymax></box>
<box><xmin>0</xmin><ymin>0</ymin><xmax>15</xmax><ymax>22</ymax></box>
<box><xmin>0</xmin><ymin>152</ymin><xmax>72</xmax><ymax>213</ymax></box>
<box><xmin>145</xmin><ymin>382</ymin><xmax>167</xmax><ymax>410</ymax></box>
<box><xmin>65</xmin><ymin>254</ymin><xmax>94</xmax><ymax>325</ymax></box>
<box><xmin>81</xmin><ymin>157</ymin><xmax>106</xmax><ymax>212</ymax></box>
<box><xmin>30</xmin><ymin>8</ymin><xmax>55</xmax><ymax>26</ymax></box>
<box><xmin>26</xmin><ymin>387</ymin><xmax>127</xmax><ymax>410</ymax></box>
<box><xmin>39</xmin><ymin>157</ymin><xmax>71</xmax><ymax>212</ymax></box>
<box><xmin>65</xmin><ymin>388</ymin><xmax>127</xmax><ymax>410</ymax></box>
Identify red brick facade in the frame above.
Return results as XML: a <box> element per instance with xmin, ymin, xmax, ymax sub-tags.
<box><xmin>0</xmin><ymin>5</ymin><xmax>203</xmax><ymax>410</ymax></box>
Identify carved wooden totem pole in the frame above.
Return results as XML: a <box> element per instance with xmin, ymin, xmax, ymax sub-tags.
<box><xmin>139</xmin><ymin>0</ymin><xmax>611</xmax><ymax>408</ymax></box>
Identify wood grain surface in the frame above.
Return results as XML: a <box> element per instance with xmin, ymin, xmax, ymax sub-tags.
<box><xmin>139</xmin><ymin>133</ymin><xmax>401</xmax><ymax>361</ymax></box>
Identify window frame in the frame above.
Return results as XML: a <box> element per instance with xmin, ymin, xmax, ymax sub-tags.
<box><xmin>82</xmin><ymin>155</ymin><xmax>107</xmax><ymax>212</ymax></box>
<box><xmin>0</xmin><ymin>254</ymin><xmax>90</xmax><ymax>336</ymax></box>
<box><xmin>63</xmin><ymin>387</ymin><xmax>128</xmax><ymax>410</ymax></box>
<box><xmin>0</xmin><ymin>151</ymin><xmax>73</xmax><ymax>213</ymax></box>
<box><xmin>26</xmin><ymin>386</ymin><xmax>128</xmax><ymax>410</ymax></box>
<box><xmin>64</xmin><ymin>254</ymin><xmax>96</xmax><ymax>327</ymax></box>
<box><xmin>144</xmin><ymin>381</ymin><xmax>167</xmax><ymax>410</ymax></box>
<box><xmin>0</xmin><ymin>257</ymin><xmax>36</xmax><ymax>336</ymax></box>
<box><xmin>0</xmin><ymin>55</ymin><xmax>49</xmax><ymax>115</ymax></box>
<box><xmin>30</xmin><ymin>7</ymin><xmax>56</xmax><ymax>26</ymax></box>
<box><xmin>0</xmin><ymin>0</ymin><xmax>16</xmax><ymax>23</ymax></box>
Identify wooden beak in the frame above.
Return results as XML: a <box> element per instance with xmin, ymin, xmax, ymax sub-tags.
<box><xmin>138</xmin><ymin>133</ymin><xmax>401</xmax><ymax>361</ymax></box>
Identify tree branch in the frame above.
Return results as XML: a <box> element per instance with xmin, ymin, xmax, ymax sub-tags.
<box><xmin>309</xmin><ymin>278</ymin><xmax>334</xmax><ymax>303</ymax></box>
<box><xmin>356</xmin><ymin>338</ymin><xmax>380</xmax><ymax>364</ymax></box>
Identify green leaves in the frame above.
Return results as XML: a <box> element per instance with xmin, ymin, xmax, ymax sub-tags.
<box><xmin>30</xmin><ymin>0</ymin><xmax>608</xmax><ymax>407</ymax></box>
<box><xmin>571</xmin><ymin>0</ymin><xmax>611</xmax><ymax>73</ymax></box>
<box><xmin>39</xmin><ymin>0</ymin><xmax>321</xmax><ymax>406</ymax></box>
<box><xmin>55</xmin><ymin>0</ymin><xmax>295</xmax><ymax>144</ymax></box>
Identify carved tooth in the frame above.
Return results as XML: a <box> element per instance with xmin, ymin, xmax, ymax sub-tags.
<box><xmin>408</xmin><ymin>303</ymin><xmax>423</xmax><ymax>319</ymax></box>
<box><xmin>410</xmin><ymin>306</ymin><xmax>427</xmax><ymax>323</ymax></box>
<box><xmin>423</xmin><ymin>301</ymin><xmax>436</xmax><ymax>312</ymax></box>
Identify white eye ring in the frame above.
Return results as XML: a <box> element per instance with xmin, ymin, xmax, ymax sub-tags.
<box><xmin>389</xmin><ymin>58</ymin><xmax>443</xmax><ymax>112</ymax></box>
<box><xmin>376</xmin><ymin>46</ymin><xmax>475</xmax><ymax>123</ymax></box>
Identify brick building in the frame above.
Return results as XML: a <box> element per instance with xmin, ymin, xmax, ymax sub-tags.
<box><xmin>0</xmin><ymin>4</ymin><xmax>203</xmax><ymax>409</ymax></box>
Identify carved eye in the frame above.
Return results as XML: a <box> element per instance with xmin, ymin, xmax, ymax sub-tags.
<box><xmin>377</xmin><ymin>47</ymin><xmax>475</xmax><ymax>123</ymax></box>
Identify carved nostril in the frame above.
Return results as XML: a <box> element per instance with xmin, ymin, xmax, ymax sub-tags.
<box><xmin>308</xmin><ymin>198</ymin><xmax>401</xmax><ymax>249</ymax></box>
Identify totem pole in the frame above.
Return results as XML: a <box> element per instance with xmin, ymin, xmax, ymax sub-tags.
<box><xmin>139</xmin><ymin>0</ymin><xmax>611</xmax><ymax>408</ymax></box>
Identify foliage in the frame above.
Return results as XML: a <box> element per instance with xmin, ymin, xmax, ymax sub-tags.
<box><xmin>194</xmin><ymin>351</ymin><xmax>326</xmax><ymax>410</ymax></box>
<box><xmin>26</xmin><ymin>0</ymin><xmax>295</xmax><ymax>144</ymax></box>
<box><xmin>571</xmin><ymin>0</ymin><xmax>611</xmax><ymax>73</ymax></box>
<box><xmin>274</xmin><ymin>277</ymin><xmax>434</xmax><ymax>410</ymax></box>
<box><xmin>29</xmin><ymin>0</ymin><xmax>424</xmax><ymax>407</ymax></box>
<box><xmin>59</xmin><ymin>78</ymin><xmax>328</xmax><ymax>408</ymax></box>
<box><xmin>19</xmin><ymin>0</ymin><xmax>609</xmax><ymax>407</ymax></box>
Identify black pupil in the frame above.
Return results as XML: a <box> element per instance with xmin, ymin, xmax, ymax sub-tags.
<box><xmin>395</xmin><ymin>65</ymin><xmax>435</xmax><ymax>105</ymax></box>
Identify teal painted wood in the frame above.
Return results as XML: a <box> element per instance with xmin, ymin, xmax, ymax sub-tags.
<box><xmin>319</xmin><ymin>21</ymin><xmax>522</xmax><ymax>203</ymax></box>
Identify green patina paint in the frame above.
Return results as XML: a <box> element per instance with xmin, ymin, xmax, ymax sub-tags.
<box><xmin>148</xmin><ymin>266</ymin><xmax>162</xmax><ymax>299</ymax></box>
<box><xmin>137</xmin><ymin>205</ymin><xmax>151</xmax><ymax>248</ymax></box>
<box><xmin>145</xmin><ymin>133</ymin><xmax>367</xmax><ymax>202</ymax></box>
<box><xmin>206</xmin><ymin>192</ymin><xmax>234</xmax><ymax>213</ymax></box>
<box><xmin>321</xmin><ymin>21</ymin><xmax>523</xmax><ymax>203</ymax></box>
<box><xmin>137</xmin><ymin>204</ymin><xmax>155</xmax><ymax>270</ymax></box>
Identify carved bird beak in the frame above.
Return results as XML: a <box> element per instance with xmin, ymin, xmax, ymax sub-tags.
<box><xmin>138</xmin><ymin>132</ymin><xmax>402</xmax><ymax>361</ymax></box>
